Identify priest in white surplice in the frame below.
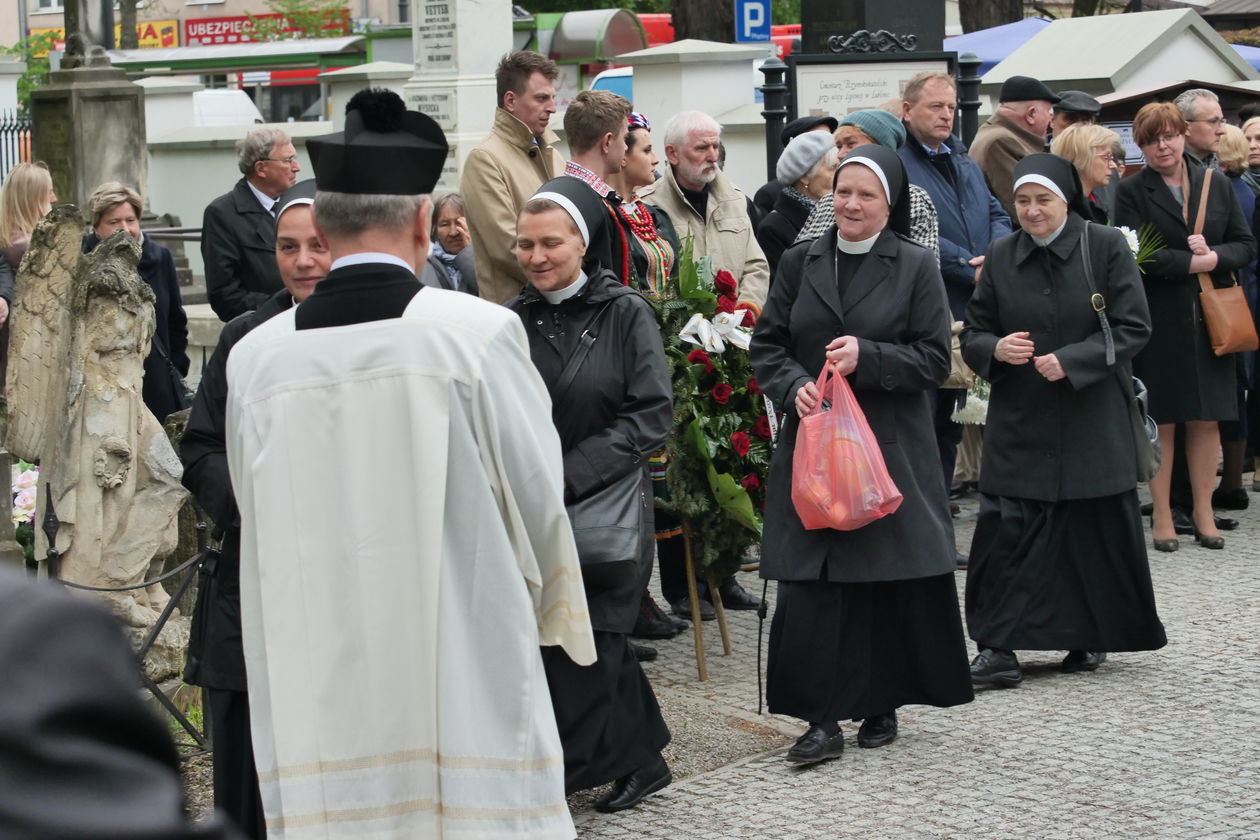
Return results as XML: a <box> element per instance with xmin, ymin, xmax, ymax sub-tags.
<box><xmin>224</xmin><ymin>88</ymin><xmax>596</xmax><ymax>839</ymax></box>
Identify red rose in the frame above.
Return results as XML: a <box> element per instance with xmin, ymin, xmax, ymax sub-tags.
<box><xmin>715</xmin><ymin>295</ymin><xmax>737</xmax><ymax>314</ymax></box>
<box><xmin>711</xmin><ymin>383</ymin><xmax>733</xmax><ymax>405</ymax></box>
<box><xmin>714</xmin><ymin>269</ymin><xmax>738</xmax><ymax>296</ymax></box>
<box><xmin>740</xmin><ymin>473</ymin><xmax>760</xmax><ymax>492</ymax></box>
<box><xmin>687</xmin><ymin>348</ymin><xmax>714</xmax><ymax>373</ymax></box>
<box><xmin>741</xmin><ymin>308</ymin><xmax>757</xmax><ymax>327</ymax></box>
<box><xmin>747</xmin><ymin>376</ymin><xmax>762</xmax><ymax>395</ymax></box>
<box><xmin>730</xmin><ymin>430</ymin><xmax>751</xmax><ymax>456</ymax></box>
<box><xmin>752</xmin><ymin>415</ymin><xmax>773</xmax><ymax>440</ymax></box>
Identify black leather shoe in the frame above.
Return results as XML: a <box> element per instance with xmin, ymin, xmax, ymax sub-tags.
<box><xmin>630</xmin><ymin>643</ymin><xmax>657</xmax><ymax>662</ymax></box>
<box><xmin>1216</xmin><ymin>515</ymin><xmax>1239</xmax><ymax>531</ymax></box>
<box><xmin>632</xmin><ymin>593</ymin><xmax>683</xmax><ymax>640</ymax></box>
<box><xmin>715</xmin><ymin>578</ymin><xmax>764</xmax><ymax>611</ymax></box>
<box><xmin>670</xmin><ymin>596</ymin><xmax>715</xmax><ymax>621</ymax></box>
<box><xmin>786</xmin><ymin>724</ymin><xmax>844</xmax><ymax>765</ymax></box>
<box><xmin>857</xmin><ymin>711</ymin><xmax>898</xmax><ymax>748</ymax></box>
<box><xmin>594</xmin><ymin>755</ymin><xmax>671</xmax><ymax>812</ymax></box>
<box><xmin>970</xmin><ymin>648</ymin><xmax>1022</xmax><ymax>687</ymax></box>
<box><xmin>1171</xmin><ymin>508</ymin><xmax>1194</xmax><ymax>536</ymax></box>
<box><xmin>1061</xmin><ymin>650</ymin><xmax>1106</xmax><ymax>673</ymax></box>
<box><xmin>1140</xmin><ymin>501</ymin><xmax>1153</xmax><ymax>516</ymax></box>
<box><xmin>1213</xmin><ymin>488</ymin><xmax>1250</xmax><ymax>510</ymax></box>
<box><xmin>949</xmin><ymin>482</ymin><xmax>967</xmax><ymax>499</ymax></box>
<box><xmin>955</xmin><ymin>552</ymin><xmax>969</xmax><ymax>570</ymax></box>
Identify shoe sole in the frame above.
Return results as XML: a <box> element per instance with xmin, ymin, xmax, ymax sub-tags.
<box><xmin>785</xmin><ymin>747</ymin><xmax>844</xmax><ymax>765</ymax></box>
<box><xmin>857</xmin><ymin>734</ymin><xmax>897</xmax><ymax>748</ymax></box>
<box><xmin>971</xmin><ymin>671</ymin><xmax>1022</xmax><ymax>687</ymax></box>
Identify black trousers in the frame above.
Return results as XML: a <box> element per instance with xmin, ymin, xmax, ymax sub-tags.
<box><xmin>934</xmin><ymin>389</ymin><xmax>965</xmax><ymax>494</ymax></box>
<box><xmin>207</xmin><ymin>688</ymin><xmax>265</xmax><ymax>840</ymax></box>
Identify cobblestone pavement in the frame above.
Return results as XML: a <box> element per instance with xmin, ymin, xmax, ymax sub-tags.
<box><xmin>573</xmin><ymin>490</ymin><xmax>1260</xmax><ymax>839</ymax></box>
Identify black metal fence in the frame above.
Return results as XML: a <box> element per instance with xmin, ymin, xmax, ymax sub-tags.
<box><xmin>0</xmin><ymin>110</ymin><xmax>31</xmax><ymax>182</ymax></box>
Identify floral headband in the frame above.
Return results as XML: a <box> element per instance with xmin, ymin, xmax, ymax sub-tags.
<box><xmin>627</xmin><ymin>112</ymin><xmax>651</xmax><ymax>131</ymax></box>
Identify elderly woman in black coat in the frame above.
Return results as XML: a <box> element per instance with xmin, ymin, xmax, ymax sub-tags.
<box><xmin>84</xmin><ymin>182</ymin><xmax>189</xmax><ymax>423</ymax></box>
<box><xmin>508</xmin><ymin>182</ymin><xmax>674</xmax><ymax>812</ymax></box>
<box><xmin>962</xmin><ymin>154</ymin><xmax>1166</xmax><ymax>687</ymax></box>
<box><xmin>750</xmin><ymin>144</ymin><xmax>972</xmax><ymax>766</ymax></box>
<box><xmin>1115</xmin><ymin>102</ymin><xmax>1257</xmax><ymax>551</ymax></box>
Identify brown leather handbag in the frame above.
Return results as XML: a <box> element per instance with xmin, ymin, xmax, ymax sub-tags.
<box><xmin>1193</xmin><ymin>172</ymin><xmax>1259</xmax><ymax>355</ymax></box>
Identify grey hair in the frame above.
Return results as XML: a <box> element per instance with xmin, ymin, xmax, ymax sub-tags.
<box><xmin>87</xmin><ymin>181</ymin><xmax>142</xmax><ymax>227</ymax></box>
<box><xmin>662</xmin><ymin>110</ymin><xmax>722</xmax><ymax>150</ymax></box>
<box><xmin>1174</xmin><ymin>88</ymin><xmax>1219</xmax><ymax>121</ymax></box>
<box><xmin>805</xmin><ymin>146</ymin><xmax>840</xmax><ymax>182</ymax></box>
<box><xmin>313</xmin><ymin>191</ymin><xmax>428</xmax><ymax>238</ymax></box>
<box><xmin>236</xmin><ymin>127</ymin><xmax>291</xmax><ymax>175</ymax></box>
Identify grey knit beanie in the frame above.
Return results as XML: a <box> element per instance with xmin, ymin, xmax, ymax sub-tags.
<box><xmin>837</xmin><ymin>109</ymin><xmax>906</xmax><ymax>151</ymax></box>
<box><xmin>776</xmin><ymin>130</ymin><xmax>835</xmax><ymax>185</ymax></box>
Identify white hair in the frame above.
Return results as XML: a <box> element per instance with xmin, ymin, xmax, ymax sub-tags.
<box><xmin>314</xmin><ymin>191</ymin><xmax>428</xmax><ymax>238</ymax></box>
<box><xmin>662</xmin><ymin>110</ymin><xmax>722</xmax><ymax>149</ymax></box>
<box><xmin>1174</xmin><ymin>88</ymin><xmax>1219</xmax><ymax>121</ymax></box>
<box><xmin>236</xmin><ymin>127</ymin><xmax>291</xmax><ymax>174</ymax></box>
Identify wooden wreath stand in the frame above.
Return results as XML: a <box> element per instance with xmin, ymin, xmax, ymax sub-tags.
<box><xmin>680</xmin><ymin>520</ymin><xmax>732</xmax><ymax>681</ymax></box>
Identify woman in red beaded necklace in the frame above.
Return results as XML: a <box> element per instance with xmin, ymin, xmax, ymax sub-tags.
<box><xmin>608</xmin><ymin>113</ymin><xmax>680</xmax><ymax>298</ymax></box>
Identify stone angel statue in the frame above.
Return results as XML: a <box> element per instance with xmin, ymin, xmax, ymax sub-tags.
<box><xmin>6</xmin><ymin>207</ymin><xmax>187</xmax><ymax>630</ymax></box>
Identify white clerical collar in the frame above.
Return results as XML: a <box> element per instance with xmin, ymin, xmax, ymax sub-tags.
<box><xmin>1030</xmin><ymin>219</ymin><xmax>1068</xmax><ymax>248</ymax></box>
<box><xmin>540</xmin><ymin>270</ymin><xmax>588</xmax><ymax>304</ymax></box>
<box><xmin>246</xmin><ymin>179</ymin><xmax>277</xmax><ymax>214</ymax></box>
<box><xmin>837</xmin><ymin>231</ymin><xmax>881</xmax><ymax>254</ymax></box>
<box><xmin>330</xmin><ymin>252</ymin><xmax>416</xmax><ymax>274</ymax></box>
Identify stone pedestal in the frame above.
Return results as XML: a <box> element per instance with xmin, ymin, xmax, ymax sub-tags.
<box><xmin>30</xmin><ymin>65</ymin><xmax>148</xmax><ymax>210</ymax></box>
<box><xmin>801</xmin><ymin>0</ymin><xmax>944</xmax><ymax>55</ymax></box>
<box><xmin>402</xmin><ymin>0</ymin><xmax>513</xmax><ymax>193</ymax></box>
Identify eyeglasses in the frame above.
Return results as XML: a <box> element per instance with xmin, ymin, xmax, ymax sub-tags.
<box><xmin>1152</xmin><ymin>133</ymin><xmax>1182</xmax><ymax>147</ymax></box>
<box><xmin>1187</xmin><ymin>118</ymin><xmax>1230</xmax><ymax>128</ymax></box>
<box><xmin>1095</xmin><ymin>152</ymin><xmax>1116</xmax><ymax>163</ymax></box>
<box><xmin>262</xmin><ymin>156</ymin><xmax>299</xmax><ymax>165</ymax></box>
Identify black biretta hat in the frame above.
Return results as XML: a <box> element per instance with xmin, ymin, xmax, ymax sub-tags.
<box><xmin>781</xmin><ymin>115</ymin><xmax>839</xmax><ymax>147</ymax></box>
<box><xmin>1013</xmin><ymin>153</ymin><xmax>1091</xmax><ymax>221</ymax></box>
<box><xmin>999</xmin><ymin>75</ymin><xmax>1061</xmax><ymax>104</ymax></box>
<box><xmin>307</xmin><ymin>88</ymin><xmax>448</xmax><ymax>195</ymax></box>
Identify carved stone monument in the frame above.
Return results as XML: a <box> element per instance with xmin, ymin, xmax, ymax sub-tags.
<box><xmin>5</xmin><ymin>207</ymin><xmax>189</xmax><ymax>679</ymax></box>
<box><xmin>402</xmin><ymin>0</ymin><xmax>513</xmax><ymax>192</ymax></box>
<box><xmin>801</xmin><ymin>0</ymin><xmax>944</xmax><ymax>55</ymax></box>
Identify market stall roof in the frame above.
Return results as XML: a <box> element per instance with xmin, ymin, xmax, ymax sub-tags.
<box><xmin>942</xmin><ymin>18</ymin><xmax>1050</xmax><ymax>77</ymax></box>
<box><xmin>549</xmin><ymin>9</ymin><xmax>646</xmax><ymax>62</ymax></box>
<box><xmin>980</xmin><ymin>9</ymin><xmax>1257</xmax><ymax>96</ymax></box>
<box><xmin>108</xmin><ymin>36</ymin><xmax>366</xmax><ymax>74</ymax></box>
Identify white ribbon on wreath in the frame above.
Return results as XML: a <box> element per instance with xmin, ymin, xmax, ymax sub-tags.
<box><xmin>679</xmin><ymin>310</ymin><xmax>752</xmax><ymax>353</ymax></box>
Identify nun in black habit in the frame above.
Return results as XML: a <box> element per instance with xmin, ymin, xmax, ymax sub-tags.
<box><xmin>509</xmin><ymin>176</ymin><xmax>675</xmax><ymax>812</ymax></box>
<box><xmin>961</xmin><ymin>154</ymin><xmax>1167</xmax><ymax>687</ymax></box>
<box><xmin>750</xmin><ymin>145</ymin><xmax>973</xmax><ymax>766</ymax></box>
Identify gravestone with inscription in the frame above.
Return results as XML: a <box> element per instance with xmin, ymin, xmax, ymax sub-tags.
<box><xmin>801</xmin><ymin>0</ymin><xmax>943</xmax><ymax>55</ymax></box>
<box><xmin>403</xmin><ymin>0</ymin><xmax>513</xmax><ymax>192</ymax></box>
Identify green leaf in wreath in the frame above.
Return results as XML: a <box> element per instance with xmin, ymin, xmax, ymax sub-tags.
<box><xmin>686</xmin><ymin>417</ymin><xmax>719</xmax><ymax>461</ymax></box>
<box><xmin>705</xmin><ymin>462</ymin><xmax>763</xmax><ymax>535</ymax></box>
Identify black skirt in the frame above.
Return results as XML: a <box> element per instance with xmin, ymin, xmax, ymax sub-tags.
<box><xmin>541</xmin><ymin>631</ymin><xmax>671</xmax><ymax>794</ymax></box>
<box><xmin>966</xmin><ymin>490</ymin><xmax>1167</xmax><ymax>652</ymax></box>
<box><xmin>766</xmin><ymin>574</ymin><xmax>974</xmax><ymax>723</ymax></box>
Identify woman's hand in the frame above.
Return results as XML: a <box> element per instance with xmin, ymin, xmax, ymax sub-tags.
<box><xmin>795</xmin><ymin>381</ymin><xmax>820</xmax><ymax>417</ymax></box>
<box><xmin>1187</xmin><ymin>234</ymin><xmax>1210</xmax><ymax>256</ymax></box>
<box><xmin>1188</xmin><ymin>250</ymin><xmax>1219</xmax><ymax>274</ymax></box>
<box><xmin>825</xmin><ymin>336</ymin><xmax>860</xmax><ymax>375</ymax></box>
<box><xmin>995</xmin><ymin>331</ymin><xmax>1034</xmax><ymax>364</ymax></box>
<box><xmin>1034</xmin><ymin>353</ymin><xmax>1065</xmax><ymax>381</ymax></box>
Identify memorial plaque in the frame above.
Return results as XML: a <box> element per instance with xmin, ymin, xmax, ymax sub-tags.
<box><xmin>801</xmin><ymin>0</ymin><xmax>944</xmax><ymax>55</ymax></box>
<box><xmin>407</xmin><ymin>88</ymin><xmax>456</xmax><ymax>132</ymax></box>
<box><xmin>415</xmin><ymin>0</ymin><xmax>457</xmax><ymax>74</ymax></box>
<box><xmin>790</xmin><ymin>53</ymin><xmax>955</xmax><ymax>121</ymax></box>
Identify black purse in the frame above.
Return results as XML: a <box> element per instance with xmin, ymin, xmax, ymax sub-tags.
<box><xmin>151</xmin><ymin>329</ymin><xmax>193</xmax><ymax>415</ymax></box>
<box><xmin>550</xmin><ymin>298</ymin><xmax>648</xmax><ymax>587</ymax></box>
<box><xmin>1080</xmin><ymin>223</ymin><xmax>1161</xmax><ymax>483</ymax></box>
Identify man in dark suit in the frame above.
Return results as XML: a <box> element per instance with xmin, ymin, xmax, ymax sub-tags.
<box><xmin>202</xmin><ymin>127</ymin><xmax>301</xmax><ymax>322</ymax></box>
<box><xmin>0</xmin><ymin>566</ymin><xmax>238</xmax><ymax>838</ymax></box>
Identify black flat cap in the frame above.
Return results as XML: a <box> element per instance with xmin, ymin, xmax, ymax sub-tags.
<box><xmin>999</xmin><ymin>75</ymin><xmax>1061</xmax><ymax>104</ymax></box>
<box><xmin>781</xmin><ymin>115</ymin><xmax>839</xmax><ymax>146</ymax></box>
<box><xmin>1054</xmin><ymin>90</ymin><xmax>1101</xmax><ymax>116</ymax></box>
<box><xmin>307</xmin><ymin>88</ymin><xmax>449</xmax><ymax>195</ymax></box>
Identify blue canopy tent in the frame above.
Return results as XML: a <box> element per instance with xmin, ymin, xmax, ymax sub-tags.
<box><xmin>943</xmin><ymin>18</ymin><xmax>1052</xmax><ymax>76</ymax></box>
<box><xmin>1231</xmin><ymin>43</ymin><xmax>1260</xmax><ymax>72</ymax></box>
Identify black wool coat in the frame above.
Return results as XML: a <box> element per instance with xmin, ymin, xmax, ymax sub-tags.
<box><xmin>201</xmin><ymin>178</ymin><xmax>284</xmax><ymax>322</ymax></box>
<box><xmin>755</xmin><ymin>189</ymin><xmax>811</xmax><ymax>280</ymax></box>
<box><xmin>181</xmin><ymin>289</ymin><xmax>293</xmax><ymax>692</ymax></box>
<box><xmin>749</xmin><ymin>228</ymin><xmax>955</xmax><ymax>584</ymax></box>
<box><xmin>961</xmin><ymin>215</ymin><xmax>1152</xmax><ymax>502</ymax></box>
<box><xmin>510</xmin><ymin>270</ymin><xmax>672</xmax><ymax>632</ymax></box>
<box><xmin>1114</xmin><ymin>161</ymin><xmax>1256</xmax><ymax>422</ymax></box>
<box><xmin>84</xmin><ymin>232</ymin><xmax>190</xmax><ymax>423</ymax></box>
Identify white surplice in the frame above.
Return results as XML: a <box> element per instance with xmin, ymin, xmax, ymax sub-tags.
<box><xmin>225</xmin><ymin>288</ymin><xmax>595</xmax><ymax>839</ymax></box>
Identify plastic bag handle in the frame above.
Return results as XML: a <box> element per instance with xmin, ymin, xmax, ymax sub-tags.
<box><xmin>802</xmin><ymin>362</ymin><xmax>838</xmax><ymax>418</ymax></box>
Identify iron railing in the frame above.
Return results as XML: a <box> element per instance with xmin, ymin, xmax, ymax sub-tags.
<box><xmin>0</xmin><ymin>110</ymin><xmax>31</xmax><ymax>181</ymax></box>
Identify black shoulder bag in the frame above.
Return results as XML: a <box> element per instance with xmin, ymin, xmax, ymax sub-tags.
<box><xmin>550</xmin><ymin>298</ymin><xmax>649</xmax><ymax>587</ymax></box>
<box><xmin>1079</xmin><ymin>223</ymin><xmax>1161</xmax><ymax>483</ymax></box>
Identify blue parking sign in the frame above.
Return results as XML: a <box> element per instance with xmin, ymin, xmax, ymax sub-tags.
<box><xmin>735</xmin><ymin>0</ymin><xmax>771</xmax><ymax>42</ymax></box>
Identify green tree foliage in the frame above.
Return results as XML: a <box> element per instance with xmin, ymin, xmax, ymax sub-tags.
<box><xmin>3</xmin><ymin>31</ymin><xmax>59</xmax><ymax>116</ymax></box>
<box><xmin>243</xmin><ymin>0</ymin><xmax>352</xmax><ymax>42</ymax></box>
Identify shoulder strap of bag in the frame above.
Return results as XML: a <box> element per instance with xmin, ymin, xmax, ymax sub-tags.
<box><xmin>550</xmin><ymin>298</ymin><xmax>617</xmax><ymax>408</ymax></box>
<box><xmin>1078</xmin><ymin>223</ymin><xmax>1116</xmax><ymax>366</ymax></box>
<box><xmin>1193</xmin><ymin>170</ymin><xmax>1219</xmax><ymax>297</ymax></box>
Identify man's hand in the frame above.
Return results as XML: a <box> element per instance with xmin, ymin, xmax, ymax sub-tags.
<box><xmin>795</xmin><ymin>381</ymin><xmax>820</xmax><ymax>417</ymax></box>
<box><xmin>970</xmin><ymin>255</ymin><xmax>985</xmax><ymax>285</ymax></box>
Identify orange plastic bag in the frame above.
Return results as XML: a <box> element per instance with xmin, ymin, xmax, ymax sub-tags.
<box><xmin>792</xmin><ymin>363</ymin><xmax>903</xmax><ymax>531</ymax></box>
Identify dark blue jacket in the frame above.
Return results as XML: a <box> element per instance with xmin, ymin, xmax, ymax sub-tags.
<box><xmin>899</xmin><ymin>133</ymin><xmax>1011</xmax><ymax>319</ymax></box>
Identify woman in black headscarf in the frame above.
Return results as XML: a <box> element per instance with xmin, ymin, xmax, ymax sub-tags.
<box><xmin>962</xmin><ymin>154</ymin><xmax>1166</xmax><ymax>688</ymax></box>
<box><xmin>750</xmin><ymin>145</ymin><xmax>973</xmax><ymax>766</ymax></box>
